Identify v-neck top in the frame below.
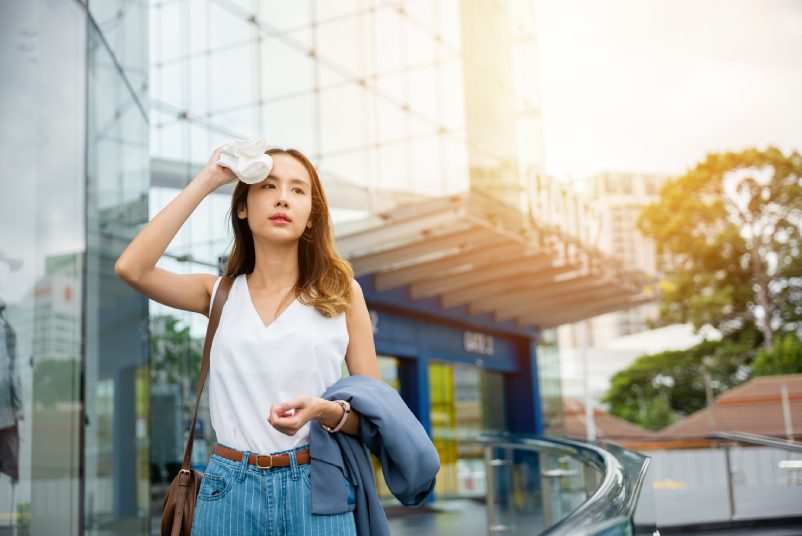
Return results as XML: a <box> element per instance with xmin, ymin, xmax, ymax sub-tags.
<box><xmin>207</xmin><ymin>273</ymin><xmax>350</xmax><ymax>454</ymax></box>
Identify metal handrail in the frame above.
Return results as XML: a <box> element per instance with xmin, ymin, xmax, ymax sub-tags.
<box><xmin>704</xmin><ymin>431</ymin><xmax>802</xmax><ymax>522</ymax></box>
<box><xmin>479</xmin><ymin>433</ymin><xmax>650</xmax><ymax>535</ymax></box>
<box><xmin>706</xmin><ymin>431</ymin><xmax>802</xmax><ymax>452</ymax></box>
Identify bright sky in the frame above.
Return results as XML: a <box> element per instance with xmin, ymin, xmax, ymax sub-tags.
<box><xmin>536</xmin><ymin>0</ymin><xmax>802</xmax><ymax>180</ymax></box>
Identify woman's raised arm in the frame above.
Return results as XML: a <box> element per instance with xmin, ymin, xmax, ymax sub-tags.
<box><xmin>114</xmin><ymin>147</ymin><xmax>236</xmax><ymax>316</ymax></box>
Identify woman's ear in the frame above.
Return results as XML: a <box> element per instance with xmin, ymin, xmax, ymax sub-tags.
<box><xmin>237</xmin><ymin>203</ymin><xmax>247</xmax><ymax>219</ymax></box>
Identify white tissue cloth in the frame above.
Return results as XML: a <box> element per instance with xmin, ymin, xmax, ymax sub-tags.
<box><xmin>217</xmin><ymin>136</ymin><xmax>273</xmax><ymax>184</ymax></box>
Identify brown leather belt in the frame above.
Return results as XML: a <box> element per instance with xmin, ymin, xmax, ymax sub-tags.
<box><xmin>213</xmin><ymin>444</ymin><xmax>310</xmax><ymax>469</ymax></box>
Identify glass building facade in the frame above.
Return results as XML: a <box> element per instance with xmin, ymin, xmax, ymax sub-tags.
<box><xmin>2</xmin><ymin>0</ymin><xmax>150</xmax><ymax>534</ymax></box>
<box><xmin>0</xmin><ymin>0</ymin><xmax>555</xmax><ymax>533</ymax></box>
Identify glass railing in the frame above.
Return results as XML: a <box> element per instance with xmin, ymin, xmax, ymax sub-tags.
<box><xmin>478</xmin><ymin>433</ymin><xmax>651</xmax><ymax>535</ymax></box>
<box><xmin>637</xmin><ymin>432</ymin><xmax>802</xmax><ymax>530</ymax></box>
<box><xmin>711</xmin><ymin>431</ymin><xmax>802</xmax><ymax>523</ymax></box>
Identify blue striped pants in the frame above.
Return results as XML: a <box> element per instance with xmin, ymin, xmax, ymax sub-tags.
<box><xmin>190</xmin><ymin>443</ymin><xmax>357</xmax><ymax>536</ymax></box>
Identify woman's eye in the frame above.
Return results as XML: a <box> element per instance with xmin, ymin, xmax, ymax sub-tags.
<box><xmin>261</xmin><ymin>184</ymin><xmax>304</xmax><ymax>194</ymax></box>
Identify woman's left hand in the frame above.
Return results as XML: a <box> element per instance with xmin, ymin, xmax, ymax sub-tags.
<box><xmin>268</xmin><ymin>396</ymin><xmax>328</xmax><ymax>436</ymax></box>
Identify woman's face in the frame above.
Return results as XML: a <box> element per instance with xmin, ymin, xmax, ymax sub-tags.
<box><xmin>237</xmin><ymin>152</ymin><xmax>313</xmax><ymax>243</ymax></box>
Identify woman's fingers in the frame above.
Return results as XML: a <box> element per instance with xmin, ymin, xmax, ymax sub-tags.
<box><xmin>277</xmin><ymin>397</ymin><xmax>307</xmax><ymax>412</ymax></box>
<box><xmin>268</xmin><ymin>401</ymin><xmax>305</xmax><ymax>435</ymax></box>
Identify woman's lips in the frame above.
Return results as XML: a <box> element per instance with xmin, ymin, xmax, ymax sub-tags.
<box><xmin>270</xmin><ymin>217</ymin><xmax>290</xmax><ymax>224</ymax></box>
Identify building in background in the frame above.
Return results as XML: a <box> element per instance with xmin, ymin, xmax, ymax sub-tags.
<box><xmin>558</xmin><ymin>171</ymin><xmax>687</xmax><ymax>410</ymax></box>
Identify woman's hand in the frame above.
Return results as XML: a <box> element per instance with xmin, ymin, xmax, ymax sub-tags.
<box><xmin>197</xmin><ymin>146</ymin><xmax>238</xmax><ymax>191</ymax></box>
<box><xmin>268</xmin><ymin>396</ymin><xmax>343</xmax><ymax>436</ymax></box>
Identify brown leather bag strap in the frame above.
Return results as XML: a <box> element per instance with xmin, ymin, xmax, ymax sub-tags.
<box><xmin>170</xmin><ymin>470</ymin><xmax>191</xmax><ymax>536</ymax></box>
<box><xmin>180</xmin><ymin>275</ymin><xmax>234</xmax><ymax>471</ymax></box>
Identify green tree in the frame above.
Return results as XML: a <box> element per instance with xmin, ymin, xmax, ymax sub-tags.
<box><xmin>150</xmin><ymin>314</ymin><xmax>203</xmax><ymax>413</ymax></box>
<box><xmin>33</xmin><ymin>359</ymin><xmax>79</xmax><ymax>409</ymax></box>
<box><xmin>603</xmin><ymin>323</ymin><xmax>760</xmax><ymax>429</ymax></box>
<box><xmin>751</xmin><ymin>331</ymin><xmax>802</xmax><ymax>376</ymax></box>
<box><xmin>638</xmin><ymin>147</ymin><xmax>802</xmax><ymax>349</ymax></box>
<box><xmin>641</xmin><ymin>392</ymin><xmax>676</xmax><ymax>431</ymax></box>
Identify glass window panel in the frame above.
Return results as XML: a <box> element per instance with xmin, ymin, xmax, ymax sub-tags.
<box><xmin>373</xmin><ymin>71</ymin><xmax>406</xmax><ymax>108</ymax></box>
<box><xmin>153</xmin><ymin>0</ymin><xmax>182</xmax><ymax>63</ymax></box>
<box><xmin>406</xmin><ymin>0</ymin><xmax>435</xmax><ymax>29</ymax></box>
<box><xmin>154</xmin><ymin>120</ymin><xmax>232</xmax><ymax>168</ymax></box>
<box><xmin>374</xmin><ymin>97</ymin><xmax>407</xmax><ymax>144</ymax></box>
<box><xmin>315</xmin><ymin>0</ymin><xmax>360</xmax><ymax>21</ymax></box>
<box><xmin>209</xmin><ymin>43</ymin><xmax>254</xmax><ymax>110</ymax></box>
<box><xmin>315</xmin><ymin>59</ymin><xmax>356</xmax><ymax>89</ymax></box>
<box><xmin>86</xmin><ymin>16</ymin><xmax>152</xmax><ymax>531</ymax></box>
<box><xmin>188</xmin><ymin>56</ymin><xmax>210</xmax><ymax>115</ymax></box>
<box><xmin>90</xmin><ymin>0</ymin><xmax>149</xmax><ymax>103</ymax></box>
<box><xmin>151</xmin><ymin>119</ymin><xmax>184</xmax><ymax>161</ymax></box>
<box><xmin>409</xmin><ymin>115</ymin><xmax>435</xmax><ymax>139</ymax></box>
<box><xmin>259</xmin><ymin>0</ymin><xmax>311</xmax><ymax>31</ymax></box>
<box><xmin>371</xmin><ymin>9</ymin><xmax>403</xmax><ymax>76</ymax></box>
<box><xmin>407</xmin><ymin>64</ymin><xmax>438</xmax><ymax>122</ymax></box>
<box><xmin>210</xmin><ymin>106</ymin><xmax>262</xmax><ymax>141</ymax></box>
<box><xmin>376</xmin><ymin>143</ymin><xmax>409</xmax><ymax>191</ymax></box>
<box><xmin>538</xmin><ymin>328</ymin><xmax>564</xmax><ymax>436</ymax></box>
<box><xmin>319</xmin><ymin>85</ymin><xmax>366</xmax><ymax>154</ymax></box>
<box><xmin>442</xmin><ymin>137</ymin><xmax>470</xmax><ymax>193</ymax></box>
<box><xmin>261</xmin><ymin>34</ymin><xmax>315</xmax><ymax>99</ymax></box>
<box><xmin>207</xmin><ymin>2</ymin><xmax>253</xmax><ymax>51</ymax></box>
<box><xmin>0</xmin><ymin>3</ymin><xmax>87</xmax><ymax>531</ymax></box>
<box><xmin>409</xmin><ymin>136</ymin><xmax>443</xmax><ymax>195</ymax></box>
<box><xmin>319</xmin><ymin>151</ymin><xmax>368</xmax><ymax>189</ymax></box>
<box><xmin>404</xmin><ymin>18</ymin><xmax>437</xmax><ymax>66</ymax></box>
<box><xmin>263</xmin><ymin>94</ymin><xmax>316</xmax><ymax>152</ymax></box>
<box><xmin>151</xmin><ymin>60</ymin><xmax>183</xmax><ymax>113</ymax></box>
<box><xmin>317</xmin><ymin>15</ymin><xmax>363</xmax><ymax>78</ymax></box>
<box><xmin>92</xmin><ymin>89</ymin><xmax>148</xmax><ymax>212</ymax></box>
<box><xmin>430</xmin><ymin>362</ymin><xmax>495</xmax><ymax>498</ymax></box>
<box><xmin>440</xmin><ymin>57</ymin><xmax>467</xmax><ymax>130</ymax></box>
<box><xmin>435</xmin><ymin>0</ymin><xmax>462</xmax><ymax>50</ymax></box>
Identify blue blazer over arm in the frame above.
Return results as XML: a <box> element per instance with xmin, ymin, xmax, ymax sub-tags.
<box><xmin>309</xmin><ymin>374</ymin><xmax>440</xmax><ymax>536</ymax></box>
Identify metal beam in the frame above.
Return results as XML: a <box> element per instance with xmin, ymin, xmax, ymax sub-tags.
<box><xmin>409</xmin><ymin>250</ymin><xmax>556</xmax><ymax>300</ymax></box>
<box><xmin>375</xmin><ymin>241</ymin><xmax>524</xmax><ymax>292</ymax></box>
<box><xmin>337</xmin><ymin>206</ymin><xmax>466</xmax><ymax>256</ymax></box>
<box><xmin>519</xmin><ymin>295</ymin><xmax>655</xmax><ymax>329</ymax></box>
<box><xmin>349</xmin><ymin>226</ymin><xmax>497</xmax><ymax>275</ymax></box>
<box><xmin>440</xmin><ymin>261</ymin><xmax>581</xmax><ymax>308</ymax></box>
<box><xmin>495</xmin><ymin>284</ymin><xmax>629</xmax><ymax>322</ymax></box>
<box><xmin>498</xmin><ymin>274</ymin><xmax>626</xmax><ymax>310</ymax></box>
<box><xmin>471</xmin><ymin>274</ymin><xmax>603</xmax><ymax>315</ymax></box>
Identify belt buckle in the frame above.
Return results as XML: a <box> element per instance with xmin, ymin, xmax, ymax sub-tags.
<box><xmin>256</xmin><ymin>454</ymin><xmax>273</xmax><ymax>469</ymax></box>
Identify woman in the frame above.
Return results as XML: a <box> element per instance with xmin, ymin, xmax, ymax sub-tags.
<box><xmin>115</xmin><ymin>145</ymin><xmax>381</xmax><ymax>535</ymax></box>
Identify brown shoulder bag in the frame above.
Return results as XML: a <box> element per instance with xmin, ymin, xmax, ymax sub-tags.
<box><xmin>161</xmin><ymin>275</ymin><xmax>234</xmax><ymax>536</ymax></box>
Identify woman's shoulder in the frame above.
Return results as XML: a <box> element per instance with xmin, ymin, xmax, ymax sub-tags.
<box><xmin>208</xmin><ymin>273</ymin><xmax>241</xmax><ymax>316</ymax></box>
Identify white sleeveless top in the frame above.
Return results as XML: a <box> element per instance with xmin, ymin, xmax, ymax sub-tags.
<box><xmin>207</xmin><ymin>273</ymin><xmax>349</xmax><ymax>454</ymax></box>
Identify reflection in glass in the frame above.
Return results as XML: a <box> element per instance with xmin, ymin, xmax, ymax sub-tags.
<box><xmin>1</xmin><ymin>0</ymin><xmax>87</xmax><ymax>533</ymax></box>
<box><xmin>430</xmin><ymin>361</ymin><xmax>505</xmax><ymax>498</ymax></box>
<box><xmin>84</xmin><ymin>9</ymin><xmax>150</xmax><ymax>534</ymax></box>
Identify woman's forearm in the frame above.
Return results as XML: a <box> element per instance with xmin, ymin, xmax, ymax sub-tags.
<box><xmin>318</xmin><ymin>399</ymin><xmax>360</xmax><ymax>437</ymax></box>
<box><xmin>115</xmin><ymin>171</ymin><xmax>217</xmax><ymax>280</ymax></box>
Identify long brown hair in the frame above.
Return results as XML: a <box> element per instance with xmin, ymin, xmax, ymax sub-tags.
<box><xmin>223</xmin><ymin>148</ymin><xmax>354</xmax><ymax>317</ymax></box>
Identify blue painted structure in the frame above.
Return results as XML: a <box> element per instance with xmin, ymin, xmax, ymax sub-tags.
<box><xmin>357</xmin><ymin>273</ymin><xmax>546</xmax><ymax>438</ymax></box>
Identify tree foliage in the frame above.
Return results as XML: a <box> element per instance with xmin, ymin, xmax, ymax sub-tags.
<box><xmin>150</xmin><ymin>314</ymin><xmax>203</xmax><ymax>413</ymax></box>
<box><xmin>752</xmin><ymin>331</ymin><xmax>802</xmax><ymax>376</ymax></box>
<box><xmin>602</xmin><ymin>321</ymin><xmax>761</xmax><ymax>430</ymax></box>
<box><xmin>603</xmin><ymin>147</ymin><xmax>802</xmax><ymax>428</ymax></box>
<box><xmin>637</xmin><ymin>147</ymin><xmax>802</xmax><ymax>347</ymax></box>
